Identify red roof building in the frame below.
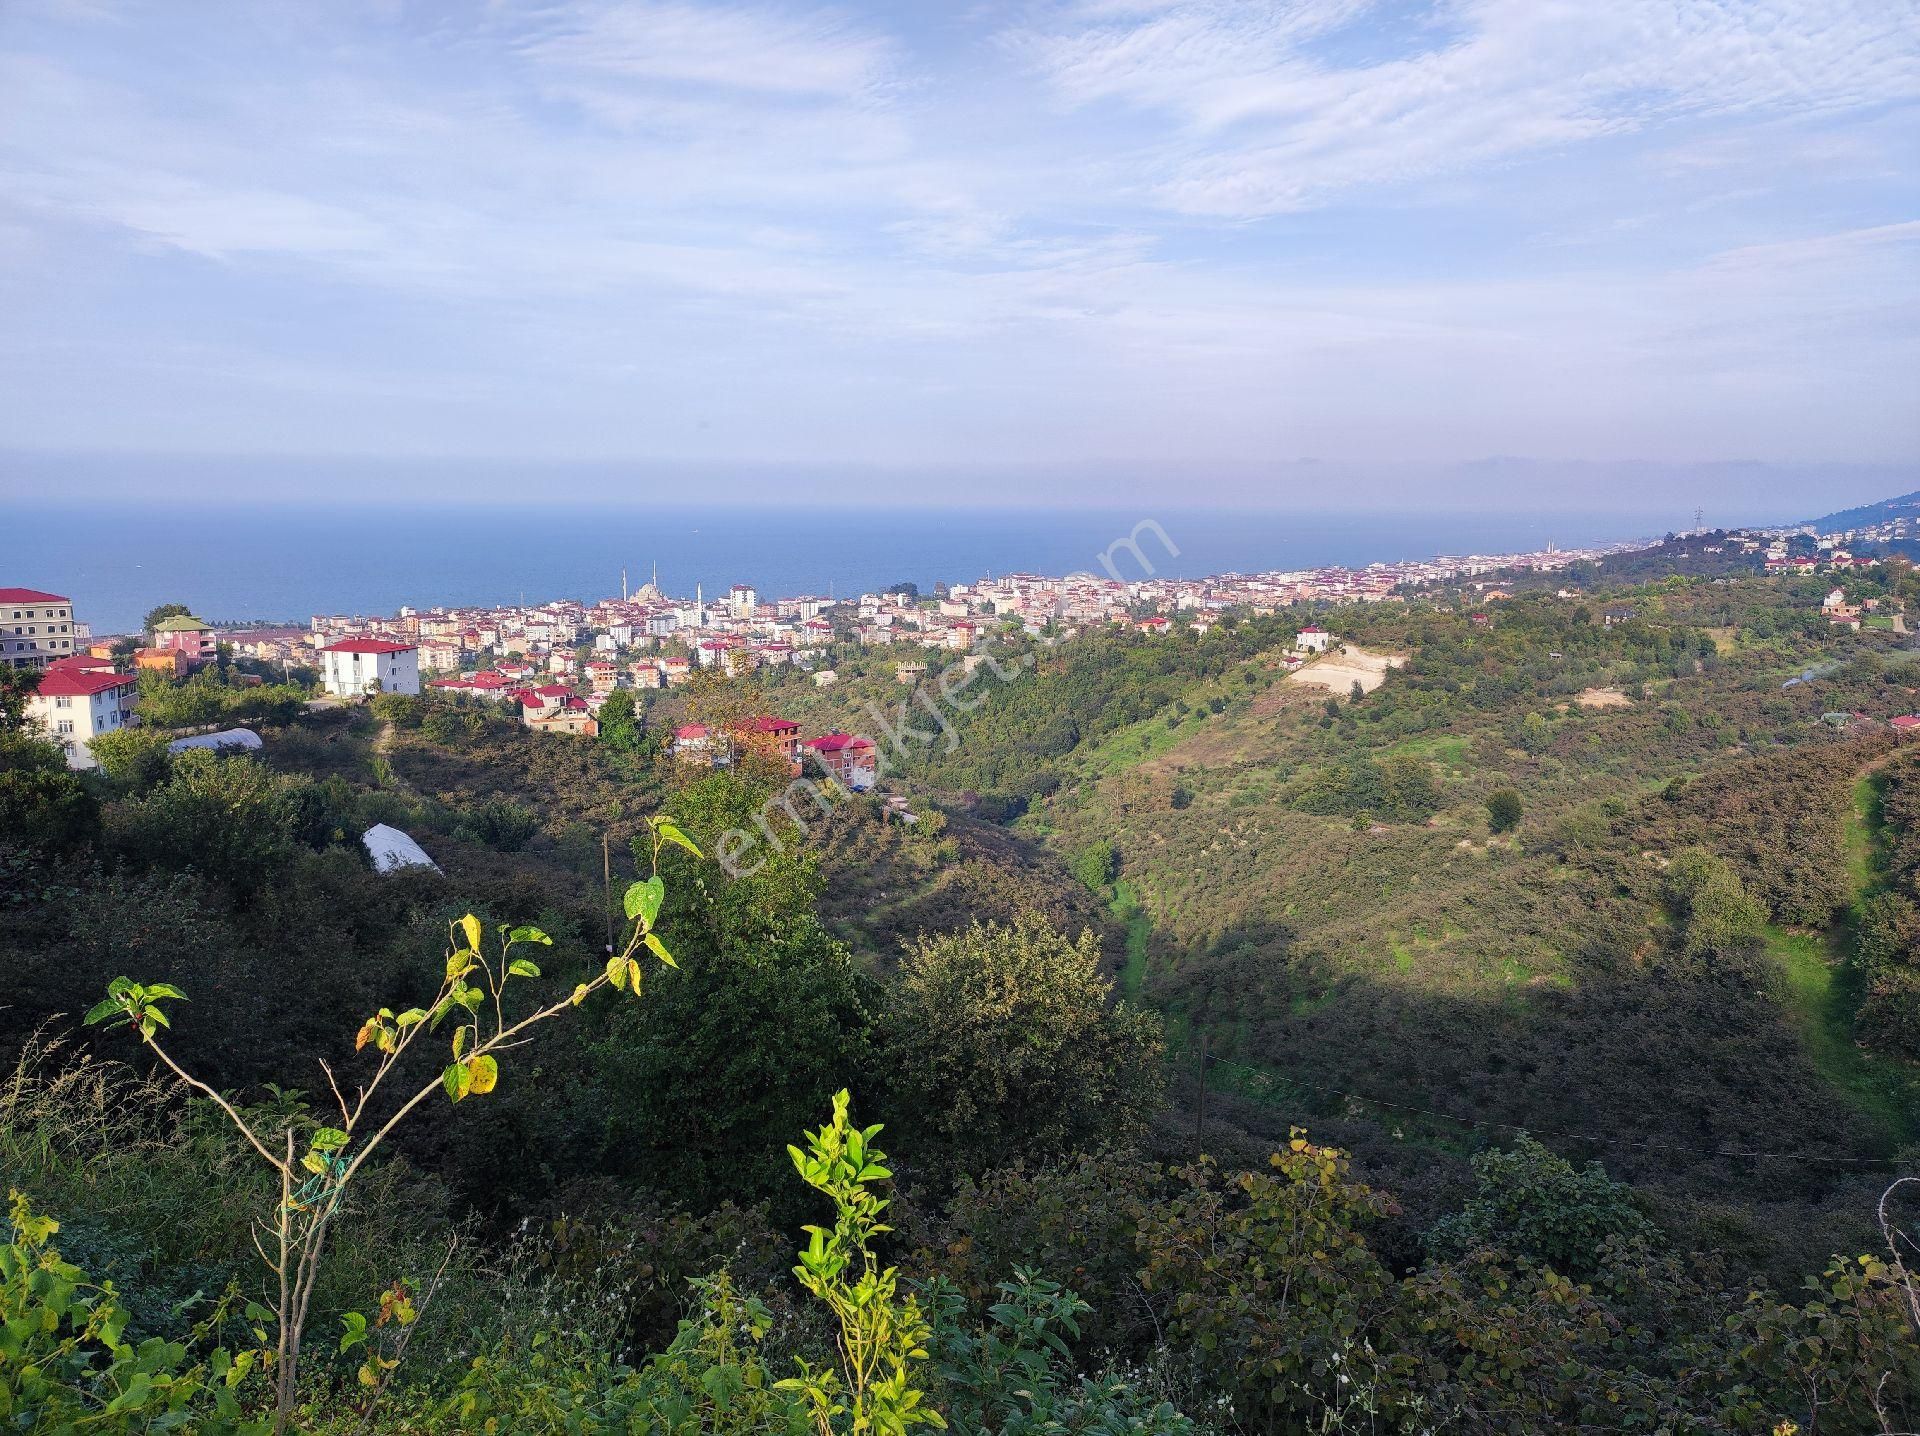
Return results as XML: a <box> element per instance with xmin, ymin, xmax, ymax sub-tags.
<box><xmin>27</xmin><ymin>662</ymin><xmax>136</xmax><ymax>769</ymax></box>
<box><xmin>34</xmin><ymin>667</ymin><xmax>133</xmax><ymax>698</ymax></box>
<box><xmin>321</xmin><ymin>638</ymin><xmax>415</xmax><ymax>654</ymax></box>
<box><xmin>319</xmin><ymin>637</ymin><xmax>420</xmax><ymax>697</ymax></box>
<box><xmin>803</xmin><ymin>733</ymin><xmax>877</xmax><ymax>790</ymax></box>
<box><xmin>3</xmin><ymin>589</ymin><xmax>79</xmax><ymax>671</ymax></box>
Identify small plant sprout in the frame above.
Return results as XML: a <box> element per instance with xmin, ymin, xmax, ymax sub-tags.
<box><xmin>83</xmin><ymin>812</ymin><xmax>700</xmax><ymax>1435</ymax></box>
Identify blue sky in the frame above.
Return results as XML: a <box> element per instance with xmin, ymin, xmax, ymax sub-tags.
<box><xmin>0</xmin><ymin>0</ymin><xmax>1915</xmax><ymax>508</ymax></box>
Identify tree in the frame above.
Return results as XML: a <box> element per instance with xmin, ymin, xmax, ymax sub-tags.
<box><xmin>1069</xmin><ymin>839</ymin><xmax>1119</xmax><ymax>891</ymax></box>
<box><xmin>876</xmin><ymin>913</ymin><xmax>1165</xmax><ymax>1186</ymax></box>
<box><xmin>1665</xmin><ymin>846</ymin><xmax>1766</xmax><ymax>969</ymax></box>
<box><xmin>591</xmin><ymin>773</ymin><xmax>871</xmax><ymax>1208</ymax></box>
<box><xmin>143</xmin><ymin>602</ymin><xmax>192</xmax><ymax>636</ymax></box>
<box><xmin>87</xmin><ymin>727</ymin><xmax>175</xmax><ymax>786</ymax></box>
<box><xmin>1518</xmin><ymin>710</ymin><xmax>1552</xmax><ymax>754</ymax></box>
<box><xmin>597</xmin><ymin>687</ymin><xmax>642</xmax><ymax>753</ymax></box>
<box><xmin>1137</xmin><ymin>1132</ymin><xmax>1401</xmax><ymax>1427</ymax></box>
<box><xmin>1427</xmin><ymin>1135</ymin><xmax>1656</xmax><ymax>1277</ymax></box>
<box><xmin>0</xmin><ymin>665</ymin><xmax>38</xmax><ymax>732</ymax></box>
<box><xmin>83</xmin><ymin>814</ymin><xmax>699</xmax><ymax>1434</ymax></box>
<box><xmin>1486</xmin><ymin>788</ymin><xmax>1523</xmax><ymax>833</ymax></box>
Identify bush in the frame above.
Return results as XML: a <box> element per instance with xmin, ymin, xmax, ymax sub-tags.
<box><xmin>87</xmin><ymin>728</ymin><xmax>176</xmax><ymax>788</ymax></box>
<box><xmin>0</xmin><ymin>1192</ymin><xmax>268</xmax><ymax>1434</ymax></box>
<box><xmin>1068</xmin><ymin>839</ymin><xmax>1119</xmax><ymax>891</ymax></box>
<box><xmin>456</xmin><ymin>798</ymin><xmax>539</xmax><ymax>852</ymax></box>
<box><xmin>0</xmin><ymin>732</ymin><xmax>99</xmax><ymax>854</ymax></box>
<box><xmin>1427</xmin><ymin>1135</ymin><xmax>1656</xmax><ymax>1277</ymax></box>
<box><xmin>1486</xmin><ymin>788</ymin><xmax>1523</xmax><ymax>832</ymax></box>
<box><xmin>1665</xmin><ymin>846</ymin><xmax>1767</xmax><ymax>970</ymax></box>
<box><xmin>876</xmin><ymin>914</ymin><xmax>1165</xmax><ymax>1187</ymax></box>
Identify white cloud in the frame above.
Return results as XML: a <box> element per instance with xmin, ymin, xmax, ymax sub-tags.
<box><xmin>1012</xmin><ymin>0</ymin><xmax>1920</xmax><ymax>216</ymax></box>
<box><xmin>515</xmin><ymin>0</ymin><xmax>898</xmax><ymax>100</ymax></box>
<box><xmin>0</xmin><ymin>0</ymin><xmax>1911</xmax><ymax>465</ymax></box>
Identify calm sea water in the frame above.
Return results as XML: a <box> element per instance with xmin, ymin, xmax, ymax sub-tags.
<box><xmin>5</xmin><ymin>504</ymin><xmax>1683</xmax><ymax>634</ymax></box>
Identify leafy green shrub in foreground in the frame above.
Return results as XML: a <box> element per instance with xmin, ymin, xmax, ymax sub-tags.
<box><xmin>0</xmin><ymin>1191</ymin><xmax>268</xmax><ymax>1433</ymax></box>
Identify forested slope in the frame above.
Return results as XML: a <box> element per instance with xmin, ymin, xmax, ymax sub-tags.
<box><xmin>2</xmin><ymin>565</ymin><xmax>1918</xmax><ymax>1431</ymax></box>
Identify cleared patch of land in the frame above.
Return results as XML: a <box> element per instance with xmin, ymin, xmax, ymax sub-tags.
<box><xmin>1283</xmin><ymin>645</ymin><xmax>1406</xmax><ymax>695</ymax></box>
<box><xmin>1576</xmin><ymin>687</ymin><xmax>1634</xmax><ymax>709</ymax></box>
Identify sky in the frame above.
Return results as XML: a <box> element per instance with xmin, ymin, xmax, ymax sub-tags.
<box><xmin>0</xmin><ymin>0</ymin><xmax>1916</xmax><ymax>511</ymax></box>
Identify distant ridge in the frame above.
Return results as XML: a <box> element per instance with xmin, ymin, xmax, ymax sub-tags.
<box><xmin>1807</xmin><ymin>489</ymin><xmax>1920</xmax><ymax>531</ymax></box>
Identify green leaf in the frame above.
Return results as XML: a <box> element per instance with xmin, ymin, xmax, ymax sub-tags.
<box><xmin>644</xmin><ymin>931</ymin><xmax>677</xmax><ymax>969</ymax></box>
<box><xmin>508</xmin><ymin>926</ymin><xmax>552</xmax><ymax>946</ymax></box>
<box><xmin>394</xmin><ymin>1008</ymin><xmax>427</xmax><ymax>1028</ymax></box>
<box><xmin>624</xmin><ymin>876</ymin><xmax>665</xmax><ymax>926</ymax></box>
<box><xmin>453</xmin><ymin>1026</ymin><xmax>469</xmax><ymax>1060</ymax></box>
<box><xmin>302</xmin><ymin>1151</ymin><xmax>330</xmax><ymax>1176</ymax></box>
<box><xmin>311</xmin><ymin>1127</ymin><xmax>349</xmax><ymax>1152</ymax></box>
<box><xmin>459</xmin><ymin>914</ymin><xmax>483</xmax><ymax>952</ymax></box>
<box><xmin>83</xmin><ymin>997</ymin><xmax>124</xmax><ymax>1026</ymax></box>
<box><xmin>441</xmin><ymin>1063</ymin><xmax>470</xmax><ymax>1103</ymax></box>
<box><xmin>144</xmin><ymin>983</ymin><xmax>187</xmax><ymax>1001</ymax></box>
<box><xmin>655</xmin><ymin>818</ymin><xmax>703</xmax><ymax>859</ymax></box>
<box><xmin>506</xmin><ymin>958</ymin><xmax>541</xmax><ymax>978</ymax></box>
<box><xmin>606</xmin><ymin>955</ymin><xmax>628</xmax><ymax>991</ymax></box>
<box><xmin>339</xmin><ymin>1312</ymin><xmax>369</xmax><ymax>1354</ymax></box>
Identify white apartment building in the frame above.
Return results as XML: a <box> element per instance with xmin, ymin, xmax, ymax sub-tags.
<box><xmin>319</xmin><ymin>638</ymin><xmax>420</xmax><ymax>697</ymax></box>
<box><xmin>28</xmin><ymin>659</ymin><xmax>137</xmax><ymax>769</ymax></box>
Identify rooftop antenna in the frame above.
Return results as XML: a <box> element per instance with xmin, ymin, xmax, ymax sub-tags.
<box><xmin>1694</xmin><ymin>506</ymin><xmax>1704</xmax><ymax>533</ymax></box>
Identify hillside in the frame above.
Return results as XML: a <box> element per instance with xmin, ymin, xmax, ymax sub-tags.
<box><xmin>1811</xmin><ymin>488</ymin><xmax>1920</xmax><ymax>530</ymax></box>
<box><xmin>2</xmin><ymin>563</ymin><xmax>1918</xmax><ymax>1431</ymax></box>
<box><xmin>743</xmin><ymin>570</ymin><xmax>1920</xmax><ymax>1273</ymax></box>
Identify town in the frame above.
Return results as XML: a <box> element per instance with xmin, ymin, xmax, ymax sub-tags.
<box><xmin>2</xmin><ymin>517</ymin><xmax>1905</xmax><ymax>773</ymax></box>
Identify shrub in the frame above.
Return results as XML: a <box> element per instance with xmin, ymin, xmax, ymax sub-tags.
<box><xmin>0</xmin><ymin>1191</ymin><xmax>268</xmax><ymax>1434</ymax></box>
<box><xmin>876</xmin><ymin>914</ymin><xmax>1165</xmax><ymax>1187</ymax></box>
<box><xmin>1486</xmin><ymin>787</ymin><xmax>1524</xmax><ymax>832</ymax></box>
<box><xmin>1427</xmin><ymin>1135</ymin><xmax>1656</xmax><ymax>1278</ymax></box>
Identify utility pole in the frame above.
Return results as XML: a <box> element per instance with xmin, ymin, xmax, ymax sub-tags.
<box><xmin>1195</xmin><ymin>1031</ymin><xmax>1208</xmax><ymax>1149</ymax></box>
<box><xmin>602</xmin><ymin>830</ymin><xmax>614</xmax><ymax>955</ymax></box>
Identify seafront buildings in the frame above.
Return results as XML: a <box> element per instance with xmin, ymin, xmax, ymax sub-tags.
<box><xmin>8</xmin><ymin>517</ymin><xmax>1878</xmax><ymax>752</ymax></box>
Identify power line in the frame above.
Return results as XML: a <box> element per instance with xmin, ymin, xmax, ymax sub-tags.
<box><xmin>1193</xmin><ymin>1049</ymin><xmax>1903</xmax><ymax>1169</ymax></box>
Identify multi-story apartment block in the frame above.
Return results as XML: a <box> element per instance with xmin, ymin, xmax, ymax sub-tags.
<box><xmin>27</xmin><ymin>655</ymin><xmax>137</xmax><ymax>768</ymax></box>
<box><xmin>1</xmin><ymin>588</ymin><xmax>80</xmax><ymax>670</ymax></box>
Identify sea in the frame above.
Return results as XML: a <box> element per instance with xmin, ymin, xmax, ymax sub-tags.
<box><xmin>5</xmin><ymin>504</ymin><xmax>1695</xmax><ymax>635</ymax></box>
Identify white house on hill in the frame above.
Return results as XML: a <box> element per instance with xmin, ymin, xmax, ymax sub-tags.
<box><xmin>320</xmin><ymin>638</ymin><xmax>420</xmax><ymax>697</ymax></box>
<box><xmin>28</xmin><ymin>657</ymin><xmax>136</xmax><ymax>769</ymax></box>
